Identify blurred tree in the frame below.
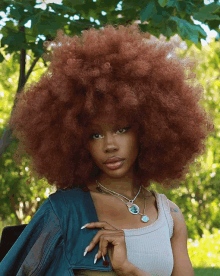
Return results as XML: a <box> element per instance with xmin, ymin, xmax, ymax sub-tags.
<box><xmin>0</xmin><ymin>49</ymin><xmax>55</xmax><ymax>231</ymax></box>
<box><xmin>152</xmin><ymin>37</ymin><xmax>220</xmax><ymax>241</ymax></box>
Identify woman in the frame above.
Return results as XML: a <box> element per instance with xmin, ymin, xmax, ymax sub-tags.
<box><xmin>0</xmin><ymin>23</ymin><xmax>214</xmax><ymax>275</ymax></box>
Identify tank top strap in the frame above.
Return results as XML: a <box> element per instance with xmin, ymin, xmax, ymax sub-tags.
<box><xmin>158</xmin><ymin>193</ymin><xmax>174</xmax><ymax>239</ymax></box>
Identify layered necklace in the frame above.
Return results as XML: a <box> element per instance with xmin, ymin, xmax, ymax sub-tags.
<box><xmin>95</xmin><ymin>180</ymin><xmax>152</xmax><ymax>223</ymax></box>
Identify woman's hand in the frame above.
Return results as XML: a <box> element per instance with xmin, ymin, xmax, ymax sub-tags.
<box><xmin>81</xmin><ymin>221</ymin><xmax>131</xmax><ymax>272</ymax></box>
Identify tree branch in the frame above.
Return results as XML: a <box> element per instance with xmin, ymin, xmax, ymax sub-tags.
<box><xmin>17</xmin><ymin>25</ymin><xmax>26</xmax><ymax>94</ymax></box>
<box><xmin>25</xmin><ymin>56</ymin><xmax>41</xmax><ymax>84</ymax></box>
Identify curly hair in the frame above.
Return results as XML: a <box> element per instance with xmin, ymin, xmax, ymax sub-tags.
<box><xmin>8</xmin><ymin>23</ymin><xmax>214</xmax><ymax>191</ymax></box>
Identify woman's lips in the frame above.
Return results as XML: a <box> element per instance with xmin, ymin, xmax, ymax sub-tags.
<box><xmin>104</xmin><ymin>160</ymin><xmax>125</xmax><ymax>170</ymax></box>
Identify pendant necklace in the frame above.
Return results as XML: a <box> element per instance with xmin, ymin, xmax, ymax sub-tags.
<box><xmin>96</xmin><ymin>180</ymin><xmax>152</xmax><ymax>223</ymax></box>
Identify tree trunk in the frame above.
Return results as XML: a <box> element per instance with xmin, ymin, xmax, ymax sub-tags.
<box><xmin>0</xmin><ymin>23</ymin><xmax>40</xmax><ymax>159</ymax></box>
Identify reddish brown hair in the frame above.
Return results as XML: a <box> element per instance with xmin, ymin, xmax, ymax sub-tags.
<box><xmin>8</xmin><ymin>24</ymin><xmax>214</xmax><ymax>191</ymax></box>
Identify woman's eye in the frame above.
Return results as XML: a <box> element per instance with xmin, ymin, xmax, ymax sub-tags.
<box><xmin>116</xmin><ymin>127</ymin><xmax>130</xmax><ymax>134</ymax></box>
<box><xmin>92</xmin><ymin>133</ymin><xmax>103</xmax><ymax>139</ymax></box>
<box><xmin>91</xmin><ymin>127</ymin><xmax>130</xmax><ymax>140</ymax></box>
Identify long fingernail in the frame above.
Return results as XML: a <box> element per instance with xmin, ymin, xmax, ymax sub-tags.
<box><xmin>94</xmin><ymin>253</ymin><xmax>98</xmax><ymax>264</ymax></box>
<box><xmin>81</xmin><ymin>223</ymin><xmax>89</xmax><ymax>229</ymax></box>
<box><xmin>83</xmin><ymin>246</ymin><xmax>89</xmax><ymax>257</ymax></box>
<box><xmin>102</xmin><ymin>253</ymin><xmax>105</xmax><ymax>261</ymax></box>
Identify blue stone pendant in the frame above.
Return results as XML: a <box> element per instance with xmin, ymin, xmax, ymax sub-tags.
<box><xmin>127</xmin><ymin>202</ymin><xmax>150</xmax><ymax>223</ymax></box>
<box><xmin>141</xmin><ymin>215</ymin><xmax>149</xmax><ymax>223</ymax></box>
<box><xmin>128</xmin><ymin>204</ymin><xmax>139</xmax><ymax>214</ymax></box>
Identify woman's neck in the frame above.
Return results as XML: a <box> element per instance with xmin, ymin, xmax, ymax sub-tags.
<box><xmin>87</xmin><ymin>177</ymin><xmax>151</xmax><ymax>200</ymax></box>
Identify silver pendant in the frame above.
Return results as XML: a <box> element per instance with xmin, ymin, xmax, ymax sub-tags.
<box><xmin>96</xmin><ymin>187</ymin><xmax>149</xmax><ymax>222</ymax></box>
<box><xmin>141</xmin><ymin>215</ymin><xmax>149</xmax><ymax>223</ymax></box>
<box><xmin>127</xmin><ymin>203</ymin><xmax>140</xmax><ymax>215</ymax></box>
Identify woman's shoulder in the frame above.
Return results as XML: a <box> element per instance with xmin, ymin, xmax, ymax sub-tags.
<box><xmin>166</xmin><ymin>199</ymin><xmax>183</xmax><ymax>225</ymax></box>
<box><xmin>150</xmin><ymin>190</ymin><xmax>177</xmax><ymax>219</ymax></box>
<box><xmin>48</xmin><ymin>187</ymin><xmax>89</xmax><ymax>216</ymax></box>
<box><xmin>49</xmin><ymin>187</ymin><xmax>87</xmax><ymax>201</ymax></box>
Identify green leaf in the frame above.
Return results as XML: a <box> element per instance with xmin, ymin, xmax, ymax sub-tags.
<box><xmin>10</xmin><ymin>5</ymin><xmax>25</xmax><ymax>20</ymax></box>
<box><xmin>31</xmin><ymin>9</ymin><xmax>68</xmax><ymax>36</ymax></box>
<box><xmin>166</xmin><ymin>0</ymin><xmax>176</xmax><ymax>8</ymax></box>
<box><xmin>193</xmin><ymin>12</ymin><xmax>220</xmax><ymax>23</ymax></box>
<box><xmin>1</xmin><ymin>30</ymin><xmax>25</xmax><ymax>49</ymax></box>
<box><xmin>19</xmin><ymin>10</ymin><xmax>36</xmax><ymax>27</ymax></box>
<box><xmin>0</xmin><ymin>0</ymin><xmax>9</xmax><ymax>13</ymax></box>
<box><xmin>1</xmin><ymin>20</ymin><xmax>15</xmax><ymax>39</ymax></box>
<box><xmin>158</xmin><ymin>0</ymin><xmax>169</xmax><ymax>8</ymax></box>
<box><xmin>161</xmin><ymin>22</ymin><xmax>172</xmax><ymax>38</ymax></box>
<box><xmin>63</xmin><ymin>0</ymin><xmax>85</xmax><ymax>7</ymax></box>
<box><xmin>170</xmin><ymin>16</ymin><xmax>199</xmax><ymax>44</ymax></box>
<box><xmin>28</xmin><ymin>9</ymin><xmax>42</xmax><ymax>27</ymax></box>
<box><xmin>30</xmin><ymin>39</ymin><xmax>44</xmax><ymax>58</ymax></box>
<box><xmin>48</xmin><ymin>3</ymin><xmax>76</xmax><ymax>15</ymax></box>
<box><xmin>152</xmin><ymin>13</ymin><xmax>164</xmax><ymax>25</ymax></box>
<box><xmin>24</xmin><ymin>1</ymin><xmax>35</xmax><ymax>14</ymax></box>
<box><xmin>193</xmin><ymin>3</ymin><xmax>220</xmax><ymax>24</ymax></box>
<box><xmin>194</xmin><ymin>24</ymin><xmax>207</xmax><ymax>38</ymax></box>
<box><xmin>140</xmin><ymin>1</ymin><xmax>156</xmax><ymax>23</ymax></box>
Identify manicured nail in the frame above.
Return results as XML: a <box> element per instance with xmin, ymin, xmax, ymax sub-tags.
<box><xmin>94</xmin><ymin>253</ymin><xmax>98</xmax><ymax>264</ymax></box>
<box><xmin>81</xmin><ymin>223</ymin><xmax>89</xmax><ymax>229</ymax></box>
<box><xmin>102</xmin><ymin>253</ymin><xmax>105</xmax><ymax>261</ymax></box>
<box><xmin>83</xmin><ymin>246</ymin><xmax>89</xmax><ymax>257</ymax></box>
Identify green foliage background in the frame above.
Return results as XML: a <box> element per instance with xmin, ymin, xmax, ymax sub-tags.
<box><xmin>0</xmin><ymin>0</ymin><xmax>220</xmax><ymax>269</ymax></box>
<box><xmin>151</xmin><ymin>37</ymin><xmax>220</xmax><ymax>268</ymax></box>
<box><xmin>0</xmin><ymin>49</ymin><xmax>56</xmax><ymax>230</ymax></box>
<box><xmin>1</xmin><ymin>38</ymin><xmax>220</xmax><ymax>268</ymax></box>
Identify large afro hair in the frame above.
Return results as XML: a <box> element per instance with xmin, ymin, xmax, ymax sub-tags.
<box><xmin>8</xmin><ymin>23</ymin><xmax>215</xmax><ymax>191</ymax></box>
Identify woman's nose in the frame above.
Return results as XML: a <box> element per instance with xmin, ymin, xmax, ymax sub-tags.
<box><xmin>103</xmin><ymin>133</ymin><xmax>119</xmax><ymax>151</ymax></box>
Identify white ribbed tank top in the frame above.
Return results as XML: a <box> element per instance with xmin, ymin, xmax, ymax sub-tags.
<box><xmin>74</xmin><ymin>191</ymin><xmax>174</xmax><ymax>276</ymax></box>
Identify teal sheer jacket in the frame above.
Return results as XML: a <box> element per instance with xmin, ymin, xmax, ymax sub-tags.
<box><xmin>0</xmin><ymin>188</ymin><xmax>113</xmax><ymax>275</ymax></box>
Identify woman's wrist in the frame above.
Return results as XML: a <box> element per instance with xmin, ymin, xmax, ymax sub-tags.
<box><xmin>115</xmin><ymin>261</ymin><xmax>152</xmax><ymax>276</ymax></box>
<box><xmin>114</xmin><ymin>261</ymin><xmax>136</xmax><ymax>275</ymax></box>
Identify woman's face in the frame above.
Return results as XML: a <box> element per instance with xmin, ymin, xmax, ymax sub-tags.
<box><xmin>86</xmin><ymin>114</ymin><xmax>140</xmax><ymax>178</ymax></box>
